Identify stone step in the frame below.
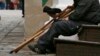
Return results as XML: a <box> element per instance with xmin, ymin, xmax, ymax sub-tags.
<box><xmin>0</xmin><ymin>51</ymin><xmax>55</xmax><ymax>56</ymax></box>
<box><xmin>11</xmin><ymin>28</ymin><xmax>24</xmax><ymax>32</ymax></box>
<box><xmin>6</xmin><ymin>32</ymin><xmax>24</xmax><ymax>37</ymax></box>
<box><xmin>0</xmin><ymin>43</ymin><xmax>56</xmax><ymax>56</ymax></box>
<box><xmin>0</xmin><ymin>32</ymin><xmax>24</xmax><ymax>38</ymax></box>
<box><xmin>1</xmin><ymin>37</ymin><xmax>24</xmax><ymax>43</ymax></box>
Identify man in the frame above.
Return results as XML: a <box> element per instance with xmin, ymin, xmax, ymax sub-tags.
<box><xmin>28</xmin><ymin>0</ymin><xmax>100</xmax><ymax>54</ymax></box>
<box><xmin>28</xmin><ymin>6</ymin><xmax>80</xmax><ymax>54</ymax></box>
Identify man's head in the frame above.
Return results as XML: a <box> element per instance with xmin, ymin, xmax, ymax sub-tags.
<box><xmin>43</xmin><ymin>6</ymin><xmax>62</xmax><ymax>17</ymax></box>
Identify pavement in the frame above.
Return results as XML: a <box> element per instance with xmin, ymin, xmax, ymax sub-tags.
<box><xmin>0</xmin><ymin>10</ymin><xmax>55</xmax><ymax>56</ymax></box>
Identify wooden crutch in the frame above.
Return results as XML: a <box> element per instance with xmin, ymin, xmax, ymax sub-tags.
<box><xmin>10</xmin><ymin>6</ymin><xmax>74</xmax><ymax>54</ymax></box>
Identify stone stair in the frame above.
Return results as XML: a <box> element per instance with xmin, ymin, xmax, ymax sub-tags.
<box><xmin>0</xmin><ymin>19</ymin><xmax>55</xmax><ymax>56</ymax></box>
<box><xmin>0</xmin><ymin>10</ymin><xmax>55</xmax><ymax>56</ymax></box>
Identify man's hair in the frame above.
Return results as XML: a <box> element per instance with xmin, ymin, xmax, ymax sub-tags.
<box><xmin>43</xmin><ymin>6</ymin><xmax>62</xmax><ymax>15</ymax></box>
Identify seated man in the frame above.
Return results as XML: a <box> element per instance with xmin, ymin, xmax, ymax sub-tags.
<box><xmin>28</xmin><ymin>6</ymin><xmax>80</xmax><ymax>54</ymax></box>
<box><xmin>28</xmin><ymin>0</ymin><xmax>100</xmax><ymax>54</ymax></box>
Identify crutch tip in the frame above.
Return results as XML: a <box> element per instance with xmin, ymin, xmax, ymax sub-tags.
<box><xmin>9</xmin><ymin>51</ymin><xmax>13</xmax><ymax>54</ymax></box>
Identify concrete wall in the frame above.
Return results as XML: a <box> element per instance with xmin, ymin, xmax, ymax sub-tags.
<box><xmin>25</xmin><ymin>0</ymin><xmax>53</xmax><ymax>37</ymax></box>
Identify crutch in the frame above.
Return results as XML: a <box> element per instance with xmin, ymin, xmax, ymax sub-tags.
<box><xmin>10</xmin><ymin>6</ymin><xmax>74</xmax><ymax>54</ymax></box>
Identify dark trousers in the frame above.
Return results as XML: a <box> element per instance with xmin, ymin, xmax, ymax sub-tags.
<box><xmin>37</xmin><ymin>20</ymin><xmax>79</xmax><ymax>50</ymax></box>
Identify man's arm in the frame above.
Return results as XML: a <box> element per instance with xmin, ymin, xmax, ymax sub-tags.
<box><xmin>69</xmin><ymin>0</ymin><xmax>93</xmax><ymax>21</ymax></box>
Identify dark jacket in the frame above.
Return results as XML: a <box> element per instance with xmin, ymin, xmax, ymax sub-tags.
<box><xmin>69</xmin><ymin>0</ymin><xmax>100</xmax><ymax>24</ymax></box>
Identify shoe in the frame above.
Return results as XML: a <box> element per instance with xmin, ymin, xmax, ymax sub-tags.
<box><xmin>28</xmin><ymin>44</ymin><xmax>46</xmax><ymax>54</ymax></box>
<box><xmin>28</xmin><ymin>44</ymin><xmax>56</xmax><ymax>54</ymax></box>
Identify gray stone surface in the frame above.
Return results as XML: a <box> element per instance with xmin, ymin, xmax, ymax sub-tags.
<box><xmin>0</xmin><ymin>10</ymin><xmax>55</xmax><ymax>56</ymax></box>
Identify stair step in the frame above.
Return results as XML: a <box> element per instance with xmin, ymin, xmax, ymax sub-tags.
<box><xmin>0</xmin><ymin>37</ymin><xmax>24</xmax><ymax>42</ymax></box>
<box><xmin>11</xmin><ymin>27</ymin><xmax>24</xmax><ymax>32</ymax></box>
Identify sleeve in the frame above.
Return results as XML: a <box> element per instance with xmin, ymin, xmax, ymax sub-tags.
<box><xmin>69</xmin><ymin>0</ymin><xmax>93</xmax><ymax>21</ymax></box>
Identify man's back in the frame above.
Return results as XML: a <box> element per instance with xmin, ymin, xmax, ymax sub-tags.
<box><xmin>69</xmin><ymin>0</ymin><xmax>100</xmax><ymax>24</ymax></box>
<box><xmin>83</xmin><ymin>0</ymin><xmax>100</xmax><ymax>24</ymax></box>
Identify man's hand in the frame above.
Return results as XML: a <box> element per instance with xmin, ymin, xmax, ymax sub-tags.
<box><xmin>62</xmin><ymin>17</ymin><xmax>69</xmax><ymax>21</ymax></box>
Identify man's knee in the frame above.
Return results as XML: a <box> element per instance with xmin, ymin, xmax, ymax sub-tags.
<box><xmin>53</xmin><ymin>21</ymin><xmax>63</xmax><ymax>27</ymax></box>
